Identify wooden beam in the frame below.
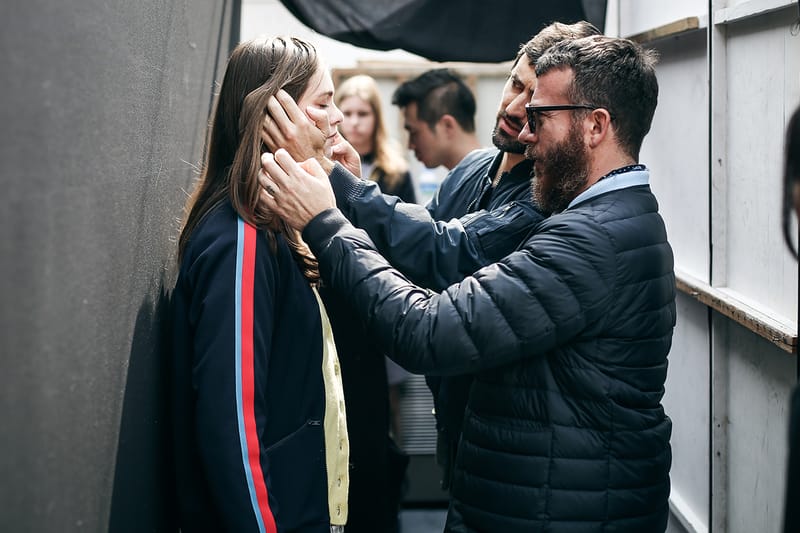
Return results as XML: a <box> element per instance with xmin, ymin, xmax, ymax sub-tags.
<box><xmin>628</xmin><ymin>17</ymin><xmax>702</xmax><ymax>44</ymax></box>
<box><xmin>675</xmin><ymin>271</ymin><xmax>797</xmax><ymax>354</ymax></box>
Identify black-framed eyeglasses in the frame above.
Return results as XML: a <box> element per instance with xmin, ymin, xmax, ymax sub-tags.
<box><xmin>525</xmin><ymin>104</ymin><xmax>601</xmax><ymax>132</ymax></box>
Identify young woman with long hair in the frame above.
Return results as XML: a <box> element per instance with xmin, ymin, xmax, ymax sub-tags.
<box><xmin>171</xmin><ymin>36</ymin><xmax>349</xmax><ymax>533</ymax></box>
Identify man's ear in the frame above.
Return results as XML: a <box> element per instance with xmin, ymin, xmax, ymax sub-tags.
<box><xmin>438</xmin><ymin>114</ymin><xmax>459</xmax><ymax>137</ymax></box>
<box><xmin>586</xmin><ymin>108</ymin><xmax>613</xmax><ymax>149</ymax></box>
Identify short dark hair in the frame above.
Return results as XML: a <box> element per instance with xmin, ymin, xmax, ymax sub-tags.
<box><xmin>536</xmin><ymin>35</ymin><xmax>659</xmax><ymax>160</ymax></box>
<box><xmin>392</xmin><ymin>69</ymin><xmax>476</xmax><ymax>132</ymax></box>
<box><xmin>514</xmin><ymin>20</ymin><xmax>602</xmax><ymax>68</ymax></box>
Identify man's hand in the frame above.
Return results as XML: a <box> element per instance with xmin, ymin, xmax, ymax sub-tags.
<box><xmin>330</xmin><ymin>138</ymin><xmax>363</xmax><ymax>178</ymax></box>
<box><xmin>262</xmin><ymin>89</ymin><xmax>328</xmax><ymax>161</ymax></box>
<box><xmin>259</xmin><ymin>149</ymin><xmax>336</xmax><ymax>231</ymax></box>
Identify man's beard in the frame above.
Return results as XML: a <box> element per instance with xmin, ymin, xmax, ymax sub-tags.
<box><xmin>527</xmin><ymin>123</ymin><xmax>590</xmax><ymax>214</ymax></box>
<box><xmin>491</xmin><ymin>112</ymin><xmax>526</xmax><ymax>154</ymax></box>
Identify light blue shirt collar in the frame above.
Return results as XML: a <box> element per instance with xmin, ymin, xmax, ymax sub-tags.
<box><xmin>566</xmin><ymin>168</ymin><xmax>650</xmax><ymax>210</ymax></box>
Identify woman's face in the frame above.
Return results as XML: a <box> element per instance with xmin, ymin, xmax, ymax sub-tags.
<box><xmin>339</xmin><ymin>95</ymin><xmax>376</xmax><ymax>156</ymax></box>
<box><xmin>297</xmin><ymin>64</ymin><xmax>344</xmax><ymax>157</ymax></box>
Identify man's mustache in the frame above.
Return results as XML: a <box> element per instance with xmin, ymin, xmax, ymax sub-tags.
<box><xmin>499</xmin><ymin>112</ymin><xmax>523</xmax><ymax>130</ymax></box>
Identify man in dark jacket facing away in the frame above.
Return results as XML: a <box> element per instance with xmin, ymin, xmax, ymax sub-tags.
<box><xmin>261</xmin><ymin>34</ymin><xmax>675</xmax><ymax>532</ymax></box>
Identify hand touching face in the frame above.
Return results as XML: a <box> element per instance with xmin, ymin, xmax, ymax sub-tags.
<box><xmin>258</xmin><ymin>149</ymin><xmax>336</xmax><ymax>231</ymax></box>
<box><xmin>261</xmin><ymin>64</ymin><xmax>343</xmax><ymax>161</ymax></box>
<box><xmin>261</xmin><ymin>64</ymin><xmax>362</xmax><ymax>177</ymax></box>
<box><xmin>296</xmin><ymin>66</ymin><xmax>344</xmax><ymax>157</ymax></box>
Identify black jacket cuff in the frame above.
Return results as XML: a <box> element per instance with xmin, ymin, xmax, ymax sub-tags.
<box><xmin>329</xmin><ymin>163</ymin><xmax>368</xmax><ymax>207</ymax></box>
<box><xmin>302</xmin><ymin>208</ymin><xmax>351</xmax><ymax>257</ymax></box>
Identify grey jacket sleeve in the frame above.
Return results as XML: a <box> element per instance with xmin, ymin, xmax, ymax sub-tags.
<box><xmin>303</xmin><ymin>208</ymin><xmax>613</xmax><ymax>376</ymax></box>
<box><xmin>328</xmin><ymin>163</ymin><xmax>545</xmax><ymax>291</ymax></box>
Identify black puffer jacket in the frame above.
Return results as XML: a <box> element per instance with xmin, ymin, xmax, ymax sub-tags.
<box><xmin>304</xmin><ymin>176</ymin><xmax>675</xmax><ymax>532</ymax></box>
<box><xmin>328</xmin><ymin>156</ymin><xmax>538</xmax><ymax>292</ymax></box>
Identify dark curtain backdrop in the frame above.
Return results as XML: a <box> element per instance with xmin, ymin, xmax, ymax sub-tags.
<box><xmin>280</xmin><ymin>0</ymin><xmax>607</xmax><ymax>62</ymax></box>
<box><xmin>0</xmin><ymin>1</ymin><xmax>238</xmax><ymax>531</ymax></box>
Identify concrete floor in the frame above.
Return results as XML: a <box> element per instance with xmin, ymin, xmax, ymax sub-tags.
<box><xmin>399</xmin><ymin>507</ymin><xmax>687</xmax><ymax>532</ymax></box>
<box><xmin>398</xmin><ymin>508</ymin><xmax>447</xmax><ymax>532</ymax></box>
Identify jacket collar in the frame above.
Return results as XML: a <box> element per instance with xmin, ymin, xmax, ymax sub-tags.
<box><xmin>567</xmin><ymin>167</ymin><xmax>650</xmax><ymax>210</ymax></box>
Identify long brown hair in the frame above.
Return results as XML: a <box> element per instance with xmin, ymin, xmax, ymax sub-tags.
<box><xmin>179</xmin><ymin>36</ymin><xmax>320</xmax><ymax>281</ymax></box>
<box><xmin>335</xmin><ymin>74</ymin><xmax>407</xmax><ymax>189</ymax></box>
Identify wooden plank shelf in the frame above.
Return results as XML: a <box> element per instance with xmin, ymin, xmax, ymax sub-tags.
<box><xmin>675</xmin><ymin>270</ymin><xmax>797</xmax><ymax>354</ymax></box>
<box><xmin>628</xmin><ymin>17</ymin><xmax>704</xmax><ymax>44</ymax></box>
<box><xmin>625</xmin><ymin>1</ymin><xmax>797</xmax><ymax>45</ymax></box>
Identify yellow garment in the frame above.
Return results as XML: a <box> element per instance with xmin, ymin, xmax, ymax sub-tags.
<box><xmin>312</xmin><ymin>288</ymin><xmax>350</xmax><ymax>526</ymax></box>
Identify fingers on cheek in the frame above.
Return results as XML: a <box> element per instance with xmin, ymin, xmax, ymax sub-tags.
<box><xmin>263</xmin><ymin>162</ymin><xmax>280</xmax><ymax>181</ymax></box>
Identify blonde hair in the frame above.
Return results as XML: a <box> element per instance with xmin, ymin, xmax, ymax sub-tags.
<box><xmin>335</xmin><ymin>75</ymin><xmax>408</xmax><ymax>189</ymax></box>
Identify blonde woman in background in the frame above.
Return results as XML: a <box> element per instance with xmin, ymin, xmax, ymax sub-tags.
<box><xmin>336</xmin><ymin>75</ymin><xmax>417</xmax><ymax>203</ymax></box>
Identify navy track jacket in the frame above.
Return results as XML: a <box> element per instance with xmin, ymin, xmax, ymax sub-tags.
<box><xmin>170</xmin><ymin>201</ymin><xmax>333</xmax><ymax>532</ymax></box>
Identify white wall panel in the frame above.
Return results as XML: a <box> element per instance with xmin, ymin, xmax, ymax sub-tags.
<box><xmin>724</xmin><ymin>321</ymin><xmax>793</xmax><ymax>532</ymax></box>
<box><xmin>664</xmin><ymin>294</ymin><xmax>711</xmax><ymax>531</ymax></box>
<box><xmin>618</xmin><ymin>0</ymin><xmax>707</xmax><ymax>37</ymax></box>
<box><xmin>643</xmin><ymin>30</ymin><xmax>710</xmax><ymax>282</ymax></box>
<box><xmin>618</xmin><ymin>3</ymin><xmax>799</xmax><ymax>532</ymax></box>
<box><xmin>725</xmin><ymin>9</ymin><xmax>799</xmax><ymax>323</ymax></box>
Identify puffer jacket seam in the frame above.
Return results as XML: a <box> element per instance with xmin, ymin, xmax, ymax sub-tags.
<box><xmin>474</xmin><ymin>267</ymin><xmax>528</xmax><ymax>356</ymax></box>
<box><xmin>444</xmin><ymin>283</ymin><xmax>495</xmax><ymax>370</ymax></box>
<box><xmin>603</xmin><ymin>374</ymin><xmax>612</xmax><ymax>532</ymax></box>
<box><xmin>545</xmin><ymin>414</ymin><xmax>553</xmax><ymax>525</ymax></box>
<box><xmin>592</xmin><ymin>209</ymin><xmax>620</xmax><ymax>533</ymax></box>
<box><xmin>505</xmin><ymin>252</ymin><xmax>582</xmax><ymax>351</ymax></box>
<box><xmin>535</xmin><ymin>210</ymin><xmax>616</xmax><ymax>348</ymax></box>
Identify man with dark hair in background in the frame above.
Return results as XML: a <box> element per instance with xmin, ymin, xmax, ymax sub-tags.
<box><xmin>392</xmin><ymin>69</ymin><xmax>481</xmax><ymax>170</ymax></box>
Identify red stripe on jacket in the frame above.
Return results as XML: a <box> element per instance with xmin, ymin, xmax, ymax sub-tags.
<box><xmin>241</xmin><ymin>223</ymin><xmax>277</xmax><ymax>533</ymax></box>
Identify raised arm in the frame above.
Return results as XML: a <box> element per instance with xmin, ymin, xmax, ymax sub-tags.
<box><xmin>302</xmin><ymin>207</ymin><xmax>614</xmax><ymax>375</ymax></box>
<box><xmin>259</xmin><ymin>151</ymin><xmax>611</xmax><ymax>375</ymax></box>
<box><xmin>261</xmin><ymin>150</ymin><xmax>545</xmax><ymax>291</ymax></box>
<box><xmin>328</xmin><ymin>163</ymin><xmax>544</xmax><ymax>289</ymax></box>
